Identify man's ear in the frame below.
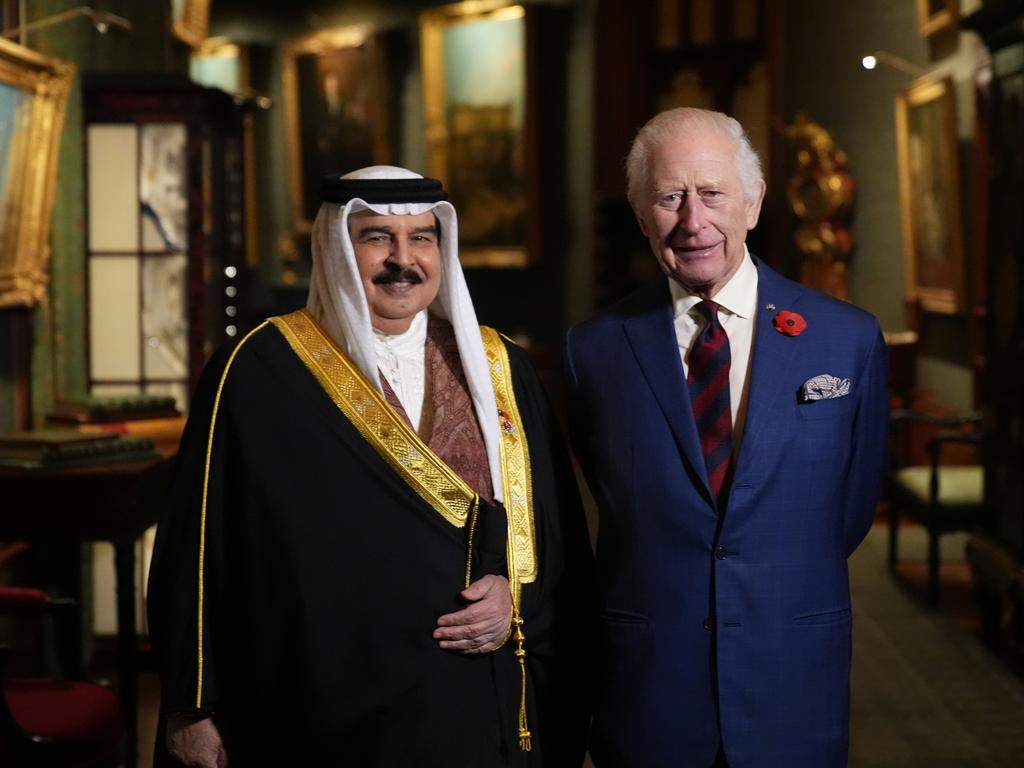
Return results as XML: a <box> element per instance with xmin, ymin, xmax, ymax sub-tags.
<box><xmin>745</xmin><ymin>179</ymin><xmax>766</xmax><ymax>230</ymax></box>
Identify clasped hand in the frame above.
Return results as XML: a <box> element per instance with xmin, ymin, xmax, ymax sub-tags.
<box><xmin>167</xmin><ymin>575</ymin><xmax>512</xmax><ymax>766</ymax></box>
<box><xmin>433</xmin><ymin>573</ymin><xmax>512</xmax><ymax>653</ymax></box>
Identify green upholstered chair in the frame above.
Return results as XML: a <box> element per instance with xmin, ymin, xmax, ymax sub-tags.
<box><xmin>887</xmin><ymin>410</ymin><xmax>985</xmax><ymax>606</ymax></box>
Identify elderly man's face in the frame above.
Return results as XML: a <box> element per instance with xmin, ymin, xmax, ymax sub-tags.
<box><xmin>633</xmin><ymin>126</ymin><xmax>764</xmax><ymax>298</ymax></box>
<box><xmin>349</xmin><ymin>210</ymin><xmax>442</xmax><ymax>334</ymax></box>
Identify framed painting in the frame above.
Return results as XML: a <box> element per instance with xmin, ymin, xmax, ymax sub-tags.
<box><xmin>916</xmin><ymin>0</ymin><xmax>958</xmax><ymax>37</ymax></box>
<box><xmin>421</xmin><ymin>1</ymin><xmax>536</xmax><ymax>267</ymax></box>
<box><xmin>172</xmin><ymin>0</ymin><xmax>211</xmax><ymax>49</ymax></box>
<box><xmin>0</xmin><ymin>38</ymin><xmax>74</xmax><ymax>308</ymax></box>
<box><xmin>282</xmin><ymin>25</ymin><xmax>391</xmax><ymax>233</ymax></box>
<box><xmin>895</xmin><ymin>76</ymin><xmax>965</xmax><ymax>314</ymax></box>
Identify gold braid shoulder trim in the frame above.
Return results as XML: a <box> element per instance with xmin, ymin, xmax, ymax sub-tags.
<box><xmin>193</xmin><ymin>314</ymin><xmax>540</xmax><ymax>748</ymax></box>
<box><xmin>270</xmin><ymin>309</ymin><xmax>477</xmax><ymax>528</ymax></box>
<box><xmin>480</xmin><ymin>327</ymin><xmax>537</xmax><ymax>593</ymax></box>
<box><xmin>480</xmin><ymin>326</ymin><xmax>537</xmax><ymax>751</ymax></box>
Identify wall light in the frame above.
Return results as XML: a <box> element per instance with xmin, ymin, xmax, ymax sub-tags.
<box><xmin>2</xmin><ymin>6</ymin><xmax>133</xmax><ymax>46</ymax></box>
<box><xmin>860</xmin><ymin>50</ymin><xmax>928</xmax><ymax>78</ymax></box>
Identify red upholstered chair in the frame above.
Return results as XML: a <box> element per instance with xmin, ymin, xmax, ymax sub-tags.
<box><xmin>0</xmin><ymin>586</ymin><xmax>125</xmax><ymax>766</ymax></box>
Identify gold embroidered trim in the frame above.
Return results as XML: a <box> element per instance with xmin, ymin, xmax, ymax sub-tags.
<box><xmin>196</xmin><ymin>320</ymin><xmax>270</xmax><ymax>708</ymax></box>
<box><xmin>464</xmin><ymin>497</ymin><xmax>480</xmax><ymax>590</ymax></box>
<box><xmin>481</xmin><ymin>327</ymin><xmax>537</xmax><ymax>593</ymax></box>
<box><xmin>480</xmin><ymin>326</ymin><xmax>537</xmax><ymax>752</ymax></box>
<box><xmin>270</xmin><ymin>309</ymin><xmax>477</xmax><ymax>528</ymax></box>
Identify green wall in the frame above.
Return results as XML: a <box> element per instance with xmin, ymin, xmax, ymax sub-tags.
<box><xmin>21</xmin><ymin>0</ymin><xmax>187</xmax><ymax>424</ymax></box>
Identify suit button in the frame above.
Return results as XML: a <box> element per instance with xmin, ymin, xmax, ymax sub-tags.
<box><xmin>716</xmin><ymin>546</ymin><xmax>728</xmax><ymax>560</ymax></box>
<box><xmin>702</xmin><ymin>618</ymin><xmax>712</xmax><ymax>631</ymax></box>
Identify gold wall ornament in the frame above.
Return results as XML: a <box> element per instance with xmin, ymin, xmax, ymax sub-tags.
<box><xmin>0</xmin><ymin>38</ymin><xmax>74</xmax><ymax>308</ymax></box>
<box><xmin>784</xmin><ymin>112</ymin><xmax>855</xmax><ymax>301</ymax></box>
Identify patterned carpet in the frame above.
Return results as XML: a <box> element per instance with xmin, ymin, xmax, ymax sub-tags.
<box><xmin>849</xmin><ymin>526</ymin><xmax>1024</xmax><ymax>767</ymax></box>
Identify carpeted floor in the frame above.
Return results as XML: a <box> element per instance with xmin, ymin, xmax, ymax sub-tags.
<box><xmin>849</xmin><ymin>525</ymin><xmax>1024</xmax><ymax>767</ymax></box>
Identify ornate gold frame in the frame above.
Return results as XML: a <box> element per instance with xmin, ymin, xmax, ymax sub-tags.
<box><xmin>895</xmin><ymin>76</ymin><xmax>964</xmax><ymax>314</ymax></box>
<box><xmin>0</xmin><ymin>38</ymin><xmax>74</xmax><ymax>308</ymax></box>
<box><xmin>281</xmin><ymin>24</ymin><xmax>390</xmax><ymax>234</ymax></box>
<box><xmin>916</xmin><ymin>0</ymin><xmax>958</xmax><ymax>38</ymax></box>
<box><xmin>172</xmin><ymin>0</ymin><xmax>211</xmax><ymax>49</ymax></box>
<box><xmin>420</xmin><ymin>1</ymin><xmax>533</xmax><ymax>268</ymax></box>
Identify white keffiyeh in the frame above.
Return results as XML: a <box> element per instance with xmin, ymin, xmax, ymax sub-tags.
<box><xmin>307</xmin><ymin>165</ymin><xmax>504</xmax><ymax>502</ymax></box>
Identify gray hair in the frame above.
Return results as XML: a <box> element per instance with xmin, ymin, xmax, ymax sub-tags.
<box><xmin>625</xmin><ymin>108</ymin><xmax>763</xmax><ymax>205</ymax></box>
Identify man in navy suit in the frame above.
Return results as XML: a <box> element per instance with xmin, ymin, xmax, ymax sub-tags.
<box><xmin>565</xmin><ymin>108</ymin><xmax>888</xmax><ymax>767</ymax></box>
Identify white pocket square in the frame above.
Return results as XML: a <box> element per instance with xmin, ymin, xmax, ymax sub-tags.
<box><xmin>801</xmin><ymin>374</ymin><xmax>851</xmax><ymax>402</ymax></box>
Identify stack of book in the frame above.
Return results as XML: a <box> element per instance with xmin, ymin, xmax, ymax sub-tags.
<box><xmin>46</xmin><ymin>395</ymin><xmax>185</xmax><ymax>457</ymax></box>
<box><xmin>0</xmin><ymin>429</ymin><xmax>161</xmax><ymax>470</ymax></box>
<box><xmin>46</xmin><ymin>395</ymin><xmax>180</xmax><ymax>424</ymax></box>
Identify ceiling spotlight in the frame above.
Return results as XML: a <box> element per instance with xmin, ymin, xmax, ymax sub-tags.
<box><xmin>861</xmin><ymin>55</ymin><xmax>878</xmax><ymax>70</ymax></box>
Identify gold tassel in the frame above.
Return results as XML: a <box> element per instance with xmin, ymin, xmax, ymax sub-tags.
<box><xmin>512</xmin><ymin>614</ymin><xmax>532</xmax><ymax>751</ymax></box>
<box><xmin>464</xmin><ymin>496</ymin><xmax>480</xmax><ymax>590</ymax></box>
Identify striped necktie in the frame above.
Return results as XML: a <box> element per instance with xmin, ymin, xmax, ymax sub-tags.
<box><xmin>687</xmin><ymin>300</ymin><xmax>733</xmax><ymax>500</ymax></box>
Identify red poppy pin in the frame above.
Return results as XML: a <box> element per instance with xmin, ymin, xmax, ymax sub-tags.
<box><xmin>773</xmin><ymin>310</ymin><xmax>807</xmax><ymax>337</ymax></box>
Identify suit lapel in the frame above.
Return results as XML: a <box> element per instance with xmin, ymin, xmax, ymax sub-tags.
<box><xmin>735</xmin><ymin>261</ymin><xmax>806</xmax><ymax>477</ymax></box>
<box><xmin>622</xmin><ymin>281</ymin><xmax>713</xmax><ymax>505</ymax></box>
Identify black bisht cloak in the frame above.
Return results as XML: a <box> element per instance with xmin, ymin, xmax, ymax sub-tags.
<box><xmin>147</xmin><ymin>317</ymin><xmax>591</xmax><ymax>766</ymax></box>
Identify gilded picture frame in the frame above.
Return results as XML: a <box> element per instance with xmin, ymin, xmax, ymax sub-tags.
<box><xmin>172</xmin><ymin>0</ymin><xmax>211</xmax><ymax>49</ymax></box>
<box><xmin>421</xmin><ymin>1</ymin><xmax>536</xmax><ymax>268</ymax></box>
<box><xmin>282</xmin><ymin>25</ymin><xmax>391</xmax><ymax>234</ymax></box>
<box><xmin>0</xmin><ymin>38</ymin><xmax>74</xmax><ymax>308</ymax></box>
<box><xmin>895</xmin><ymin>76</ymin><xmax>965</xmax><ymax>314</ymax></box>
<box><xmin>916</xmin><ymin>0</ymin><xmax>958</xmax><ymax>38</ymax></box>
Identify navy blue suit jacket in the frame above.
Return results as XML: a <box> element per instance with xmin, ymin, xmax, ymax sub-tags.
<box><xmin>564</xmin><ymin>258</ymin><xmax>888</xmax><ymax>767</ymax></box>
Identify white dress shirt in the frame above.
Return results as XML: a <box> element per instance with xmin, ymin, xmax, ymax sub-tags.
<box><xmin>669</xmin><ymin>248</ymin><xmax>759</xmax><ymax>450</ymax></box>
<box><xmin>373</xmin><ymin>310</ymin><xmax>428</xmax><ymax>431</ymax></box>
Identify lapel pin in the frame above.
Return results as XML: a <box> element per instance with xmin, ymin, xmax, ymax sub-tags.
<box><xmin>773</xmin><ymin>309</ymin><xmax>807</xmax><ymax>337</ymax></box>
<box><xmin>765</xmin><ymin>303</ymin><xmax>776</xmax><ymax>311</ymax></box>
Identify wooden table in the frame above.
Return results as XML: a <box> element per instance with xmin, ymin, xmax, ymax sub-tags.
<box><xmin>0</xmin><ymin>456</ymin><xmax>175</xmax><ymax>768</ymax></box>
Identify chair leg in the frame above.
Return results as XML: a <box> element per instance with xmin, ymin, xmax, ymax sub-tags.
<box><xmin>927</xmin><ymin>528</ymin><xmax>940</xmax><ymax>607</ymax></box>
<box><xmin>889</xmin><ymin>505</ymin><xmax>899</xmax><ymax>571</ymax></box>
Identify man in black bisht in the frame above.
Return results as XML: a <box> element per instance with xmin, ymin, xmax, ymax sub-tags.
<box><xmin>147</xmin><ymin>166</ymin><xmax>591</xmax><ymax>767</ymax></box>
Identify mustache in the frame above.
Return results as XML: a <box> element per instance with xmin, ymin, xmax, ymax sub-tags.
<box><xmin>372</xmin><ymin>266</ymin><xmax>424</xmax><ymax>285</ymax></box>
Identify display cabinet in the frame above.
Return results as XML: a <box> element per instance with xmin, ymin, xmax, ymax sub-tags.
<box><xmin>83</xmin><ymin>75</ymin><xmax>248</xmax><ymax>410</ymax></box>
<box><xmin>962</xmin><ymin>0</ymin><xmax>1024</xmax><ymax>665</ymax></box>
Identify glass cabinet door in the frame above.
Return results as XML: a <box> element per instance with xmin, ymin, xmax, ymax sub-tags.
<box><xmin>87</xmin><ymin>122</ymin><xmax>190</xmax><ymax>410</ymax></box>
